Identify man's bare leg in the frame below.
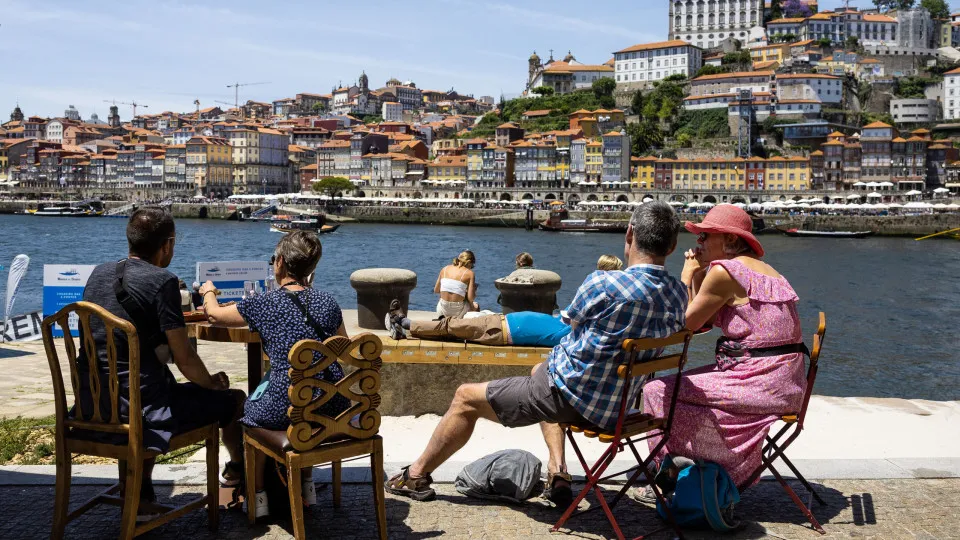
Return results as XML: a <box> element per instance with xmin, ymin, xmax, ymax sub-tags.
<box><xmin>532</xmin><ymin>362</ymin><xmax>569</xmax><ymax>488</ymax></box>
<box><xmin>407</xmin><ymin>382</ymin><xmax>499</xmax><ymax>478</ymax></box>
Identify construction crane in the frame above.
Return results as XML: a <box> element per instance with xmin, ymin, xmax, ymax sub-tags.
<box><xmin>225</xmin><ymin>81</ymin><xmax>270</xmax><ymax>119</ymax></box>
<box><xmin>103</xmin><ymin>99</ymin><xmax>149</xmax><ymax>118</ymax></box>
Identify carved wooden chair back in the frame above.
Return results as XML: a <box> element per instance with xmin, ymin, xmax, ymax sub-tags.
<box><xmin>284</xmin><ymin>333</ymin><xmax>383</xmax><ymax>452</ymax></box>
<box><xmin>42</xmin><ymin>301</ymin><xmax>143</xmax><ymax>443</ymax></box>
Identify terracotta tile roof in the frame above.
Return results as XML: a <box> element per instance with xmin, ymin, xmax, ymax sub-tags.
<box><xmin>768</xmin><ymin>17</ymin><xmax>806</xmax><ymax>24</ymax></box>
<box><xmin>828</xmin><ymin>131</ymin><xmax>846</xmax><ymax>137</ymax></box>
<box><xmin>912</xmin><ymin>128</ymin><xmax>931</xmax><ymax>134</ymax></box>
<box><xmin>863</xmin><ymin>14</ymin><xmax>896</xmax><ymax>23</ymax></box>
<box><xmin>543</xmin><ymin>62</ymin><xmax>613</xmax><ymax>73</ymax></box>
<box><xmin>777</xmin><ymin>73</ymin><xmax>840</xmax><ymax>80</ymax></box>
<box><xmin>863</xmin><ymin>121</ymin><xmax>892</xmax><ymax>128</ymax></box>
<box><xmin>522</xmin><ymin>109</ymin><xmax>553</xmax><ymax>118</ymax></box>
<box><xmin>497</xmin><ymin>122</ymin><xmax>521</xmax><ymax>129</ymax></box>
<box><xmin>614</xmin><ymin>40</ymin><xmax>694</xmax><ymax>54</ymax></box>
<box><xmin>692</xmin><ymin>70</ymin><xmax>775</xmax><ymax>82</ymax></box>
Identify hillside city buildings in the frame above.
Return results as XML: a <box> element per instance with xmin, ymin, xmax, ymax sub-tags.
<box><xmin>4</xmin><ymin>1</ymin><xmax>960</xmax><ymax>201</ymax></box>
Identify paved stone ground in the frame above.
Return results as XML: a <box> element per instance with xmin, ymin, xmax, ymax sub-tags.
<box><xmin>0</xmin><ymin>339</ymin><xmax>249</xmax><ymax>418</ymax></box>
<box><xmin>1</xmin><ymin>478</ymin><xmax>957</xmax><ymax>539</ymax></box>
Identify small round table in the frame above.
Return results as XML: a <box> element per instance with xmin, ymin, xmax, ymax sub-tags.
<box><xmin>190</xmin><ymin>323</ymin><xmax>265</xmax><ymax>393</ymax></box>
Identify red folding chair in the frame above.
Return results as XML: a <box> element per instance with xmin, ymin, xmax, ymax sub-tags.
<box><xmin>552</xmin><ymin>330</ymin><xmax>693</xmax><ymax>540</ymax></box>
<box><xmin>741</xmin><ymin>312</ymin><xmax>827</xmax><ymax>534</ymax></box>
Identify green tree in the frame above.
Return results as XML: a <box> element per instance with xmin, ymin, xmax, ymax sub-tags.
<box><xmin>626</xmin><ymin>121</ymin><xmax>663</xmax><ymax>156</ymax></box>
<box><xmin>312</xmin><ymin>176</ymin><xmax>355</xmax><ymax>198</ymax></box>
<box><xmin>311</xmin><ymin>102</ymin><xmax>326</xmax><ymax>114</ymax></box>
<box><xmin>592</xmin><ymin>77</ymin><xmax>617</xmax><ymax>107</ymax></box>
<box><xmin>873</xmin><ymin>0</ymin><xmax>915</xmax><ymax>10</ymax></box>
<box><xmin>676</xmin><ymin>132</ymin><xmax>693</xmax><ymax>148</ymax></box>
<box><xmin>630</xmin><ymin>91</ymin><xmax>644</xmax><ymax>117</ymax></box>
<box><xmin>360</xmin><ymin>114</ymin><xmax>383</xmax><ymax>124</ymax></box>
<box><xmin>895</xmin><ymin>76</ymin><xmax>933</xmax><ymax>99</ymax></box>
<box><xmin>921</xmin><ymin>0</ymin><xmax>950</xmax><ymax>19</ymax></box>
<box><xmin>767</xmin><ymin>0</ymin><xmax>783</xmax><ymax>22</ymax></box>
<box><xmin>816</xmin><ymin>37</ymin><xmax>833</xmax><ymax>48</ymax></box>
<box><xmin>845</xmin><ymin>36</ymin><xmax>861</xmax><ymax>52</ymax></box>
<box><xmin>721</xmin><ymin>50</ymin><xmax>752</xmax><ymax>67</ymax></box>
<box><xmin>531</xmin><ymin>85</ymin><xmax>555</xmax><ymax>96</ymax></box>
<box><xmin>663</xmin><ymin>73</ymin><xmax>688</xmax><ymax>82</ymax></box>
<box><xmin>695</xmin><ymin>64</ymin><xmax>727</xmax><ymax>77</ymax></box>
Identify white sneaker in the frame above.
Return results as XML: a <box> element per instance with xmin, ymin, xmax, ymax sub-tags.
<box><xmin>302</xmin><ymin>477</ymin><xmax>317</xmax><ymax>507</ymax></box>
<box><xmin>244</xmin><ymin>490</ymin><xmax>270</xmax><ymax>519</ymax></box>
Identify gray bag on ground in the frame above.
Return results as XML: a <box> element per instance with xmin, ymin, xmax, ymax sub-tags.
<box><xmin>454</xmin><ymin>449</ymin><xmax>544</xmax><ymax>504</ymax></box>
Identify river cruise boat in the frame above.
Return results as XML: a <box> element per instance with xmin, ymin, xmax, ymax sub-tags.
<box><xmin>28</xmin><ymin>204</ymin><xmax>102</xmax><ymax>217</ymax></box>
<box><xmin>539</xmin><ymin>207</ymin><xmax>627</xmax><ymax>233</ymax></box>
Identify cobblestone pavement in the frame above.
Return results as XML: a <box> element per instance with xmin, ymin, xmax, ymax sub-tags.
<box><xmin>1</xmin><ymin>478</ymin><xmax>957</xmax><ymax>539</ymax></box>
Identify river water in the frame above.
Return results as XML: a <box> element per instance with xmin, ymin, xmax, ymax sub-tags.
<box><xmin>1</xmin><ymin>214</ymin><xmax>958</xmax><ymax>401</ymax></box>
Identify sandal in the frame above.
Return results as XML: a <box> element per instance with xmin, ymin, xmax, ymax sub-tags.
<box><xmin>384</xmin><ymin>466</ymin><xmax>435</xmax><ymax>502</ymax></box>
<box><xmin>543</xmin><ymin>471</ymin><xmax>573</xmax><ymax>509</ymax></box>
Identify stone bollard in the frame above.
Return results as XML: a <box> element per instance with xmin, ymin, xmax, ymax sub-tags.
<box><xmin>350</xmin><ymin>268</ymin><xmax>418</xmax><ymax>329</ymax></box>
<box><xmin>494</xmin><ymin>269</ymin><xmax>562</xmax><ymax>315</ymax></box>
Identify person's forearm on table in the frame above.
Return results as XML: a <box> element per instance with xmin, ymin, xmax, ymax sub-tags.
<box><xmin>202</xmin><ymin>291</ymin><xmax>245</xmax><ymax>326</ymax></box>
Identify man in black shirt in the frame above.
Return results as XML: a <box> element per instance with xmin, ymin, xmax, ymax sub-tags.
<box><xmin>76</xmin><ymin>207</ymin><xmax>246</xmax><ymax>504</ymax></box>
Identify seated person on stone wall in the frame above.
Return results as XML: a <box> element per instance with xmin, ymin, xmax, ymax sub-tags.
<box><xmin>74</xmin><ymin>207</ymin><xmax>246</xmax><ymax>510</ymax></box>
<box><xmin>200</xmin><ymin>230</ymin><xmax>351</xmax><ymax>518</ymax></box>
<box><xmin>433</xmin><ymin>250</ymin><xmax>478</xmax><ymax>318</ymax></box>
<box><xmin>384</xmin><ymin>201</ymin><xmax>688</xmax><ymax>508</ymax></box>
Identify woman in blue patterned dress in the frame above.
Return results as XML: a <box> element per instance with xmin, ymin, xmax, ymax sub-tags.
<box><xmin>200</xmin><ymin>230</ymin><xmax>349</xmax><ymax>517</ymax></box>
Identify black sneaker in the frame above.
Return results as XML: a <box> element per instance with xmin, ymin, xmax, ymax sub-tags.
<box><xmin>384</xmin><ymin>299</ymin><xmax>406</xmax><ymax>340</ymax></box>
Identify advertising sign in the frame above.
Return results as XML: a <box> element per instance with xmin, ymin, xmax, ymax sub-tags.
<box><xmin>0</xmin><ymin>310</ymin><xmax>43</xmax><ymax>342</ymax></box>
<box><xmin>196</xmin><ymin>261</ymin><xmax>268</xmax><ymax>303</ymax></box>
<box><xmin>43</xmin><ymin>265</ymin><xmax>96</xmax><ymax>338</ymax></box>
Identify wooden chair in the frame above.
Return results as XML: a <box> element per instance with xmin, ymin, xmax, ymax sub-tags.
<box><xmin>243</xmin><ymin>333</ymin><xmax>387</xmax><ymax>540</ymax></box>
<box><xmin>552</xmin><ymin>330</ymin><xmax>693</xmax><ymax>540</ymax></box>
<box><xmin>42</xmin><ymin>301</ymin><xmax>220</xmax><ymax>540</ymax></box>
<box><xmin>741</xmin><ymin>312</ymin><xmax>828</xmax><ymax>534</ymax></box>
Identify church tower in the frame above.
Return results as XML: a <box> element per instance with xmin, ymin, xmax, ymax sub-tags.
<box><xmin>359</xmin><ymin>71</ymin><xmax>369</xmax><ymax>92</ymax></box>
<box><xmin>108</xmin><ymin>105</ymin><xmax>121</xmax><ymax>127</ymax></box>
<box><xmin>528</xmin><ymin>51</ymin><xmax>542</xmax><ymax>88</ymax></box>
<box><xmin>10</xmin><ymin>103</ymin><xmax>24</xmax><ymax>122</ymax></box>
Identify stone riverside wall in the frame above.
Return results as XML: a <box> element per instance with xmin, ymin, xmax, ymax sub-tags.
<box><xmin>3</xmin><ymin>201</ymin><xmax>958</xmax><ymax>236</ymax></box>
<box><xmin>379</xmin><ymin>364</ymin><xmax>532</xmax><ymax>416</ymax></box>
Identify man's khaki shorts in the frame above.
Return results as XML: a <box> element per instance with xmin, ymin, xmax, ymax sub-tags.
<box><xmin>486</xmin><ymin>364</ymin><xmax>585</xmax><ymax>428</ymax></box>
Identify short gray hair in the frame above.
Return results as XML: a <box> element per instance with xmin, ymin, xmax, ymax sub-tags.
<box><xmin>629</xmin><ymin>201</ymin><xmax>681</xmax><ymax>257</ymax></box>
<box><xmin>274</xmin><ymin>231</ymin><xmax>323</xmax><ymax>281</ymax></box>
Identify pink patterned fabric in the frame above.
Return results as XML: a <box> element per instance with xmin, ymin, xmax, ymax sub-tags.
<box><xmin>643</xmin><ymin>259</ymin><xmax>807</xmax><ymax>487</ymax></box>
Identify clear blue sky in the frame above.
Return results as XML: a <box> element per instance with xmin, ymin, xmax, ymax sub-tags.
<box><xmin>0</xmin><ymin>0</ymin><xmax>859</xmax><ymax>120</ymax></box>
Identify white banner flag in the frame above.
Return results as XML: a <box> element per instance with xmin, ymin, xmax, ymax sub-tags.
<box><xmin>2</xmin><ymin>255</ymin><xmax>30</xmax><ymax>343</ymax></box>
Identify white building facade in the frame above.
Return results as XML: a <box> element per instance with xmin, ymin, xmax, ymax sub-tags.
<box><xmin>668</xmin><ymin>0</ymin><xmax>763</xmax><ymax>49</ymax></box>
<box><xmin>944</xmin><ymin>68</ymin><xmax>960</xmax><ymax>120</ymax></box>
<box><xmin>613</xmin><ymin>40</ymin><xmax>702</xmax><ymax>89</ymax></box>
<box><xmin>382</xmin><ymin>101</ymin><xmax>403</xmax><ymax>122</ymax></box>
<box><xmin>775</xmin><ymin>74</ymin><xmax>843</xmax><ymax>105</ymax></box>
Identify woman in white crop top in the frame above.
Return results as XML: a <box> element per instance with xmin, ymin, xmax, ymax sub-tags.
<box><xmin>433</xmin><ymin>250</ymin><xmax>477</xmax><ymax>318</ymax></box>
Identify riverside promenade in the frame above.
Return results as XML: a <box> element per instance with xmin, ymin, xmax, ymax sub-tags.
<box><xmin>1</xmin><ymin>311</ymin><xmax>958</xmax><ymax>538</ymax></box>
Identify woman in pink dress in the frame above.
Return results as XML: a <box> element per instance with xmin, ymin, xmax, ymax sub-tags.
<box><xmin>642</xmin><ymin>204</ymin><xmax>807</xmax><ymax>490</ymax></box>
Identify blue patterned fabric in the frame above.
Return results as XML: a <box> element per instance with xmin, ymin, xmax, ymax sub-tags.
<box><xmin>237</xmin><ymin>288</ymin><xmax>349</xmax><ymax>430</ymax></box>
<box><xmin>548</xmin><ymin>265</ymin><xmax>688</xmax><ymax>429</ymax></box>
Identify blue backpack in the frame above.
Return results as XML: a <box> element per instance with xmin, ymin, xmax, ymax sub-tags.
<box><xmin>655</xmin><ymin>456</ymin><xmax>741</xmax><ymax>533</ymax></box>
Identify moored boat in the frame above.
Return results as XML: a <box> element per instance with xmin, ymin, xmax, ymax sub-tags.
<box><xmin>780</xmin><ymin>228</ymin><xmax>873</xmax><ymax>238</ymax></box>
<box><xmin>269</xmin><ymin>218</ymin><xmax>340</xmax><ymax>235</ymax></box>
<box><xmin>539</xmin><ymin>207</ymin><xmax>627</xmax><ymax>233</ymax></box>
<box><xmin>30</xmin><ymin>204</ymin><xmax>100</xmax><ymax>217</ymax></box>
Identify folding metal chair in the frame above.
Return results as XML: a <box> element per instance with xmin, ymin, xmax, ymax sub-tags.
<box><xmin>741</xmin><ymin>312</ymin><xmax>827</xmax><ymax>534</ymax></box>
<box><xmin>552</xmin><ymin>330</ymin><xmax>693</xmax><ymax>540</ymax></box>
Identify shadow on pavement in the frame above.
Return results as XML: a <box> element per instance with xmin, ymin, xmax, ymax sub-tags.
<box><xmin>0</xmin><ymin>346</ymin><xmax>34</xmax><ymax>359</ymax></box>
<box><xmin>432</xmin><ymin>479</ymin><xmax>851</xmax><ymax>539</ymax></box>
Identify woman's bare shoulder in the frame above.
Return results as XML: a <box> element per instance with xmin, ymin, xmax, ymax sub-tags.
<box><xmin>735</xmin><ymin>256</ymin><xmax>782</xmax><ymax>279</ymax></box>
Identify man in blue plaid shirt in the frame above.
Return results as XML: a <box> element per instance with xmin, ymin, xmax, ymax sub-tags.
<box><xmin>386</xmin><ymin>201</ymin><xmax>688</xmax><ymax>506</ymax></box>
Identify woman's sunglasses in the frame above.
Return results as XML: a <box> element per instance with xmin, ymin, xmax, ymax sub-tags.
<box><xmin>697</xmin><ymin>232</ymin><xmax>710</xmax><ymax>242</ymax></box>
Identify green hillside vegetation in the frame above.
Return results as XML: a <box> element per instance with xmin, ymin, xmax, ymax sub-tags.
<box><xmin>675</xmin><ymin>108</ymin><xmax>730</xmax><ymax>139</ymax></box>
<box><xmin>467</xmin><ymin>89</ymin><xmax>610</xmax><ymax>139</ymax></box>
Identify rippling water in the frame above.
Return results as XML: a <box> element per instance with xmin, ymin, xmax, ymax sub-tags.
<box><xmin>1</xmin><ymin>214</ymin><xmax>958</xmax><ymax>401</ymax></box>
